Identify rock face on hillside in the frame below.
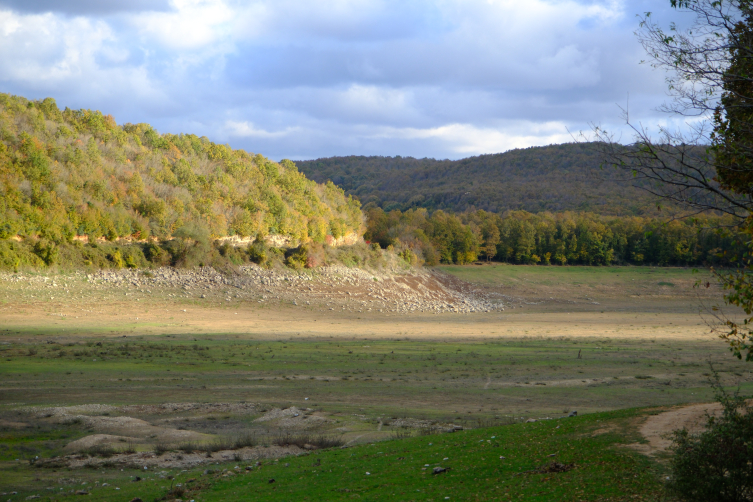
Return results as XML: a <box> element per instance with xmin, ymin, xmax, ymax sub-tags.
<box><xmin>77</xmin><ymin>265</ymin><xmax>504</xmax><ymax>315</ymax></box>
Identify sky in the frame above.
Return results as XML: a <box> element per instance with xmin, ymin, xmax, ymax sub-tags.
<box><xmin>0</xmin><ymin>0</ymin><xmax>690</xmax><ymax>161</ymax></box>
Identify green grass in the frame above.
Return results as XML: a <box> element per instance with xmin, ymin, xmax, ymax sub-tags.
<box><xmin>193</xmin><ymin>408</ymin><xmax>665</xmax><ymax>501</ymax></box>
<box><xmin>1</xmin><ymin>334</ymin><xmax>747</xmax><ymax>418</ymax></box>
<box><xmin>439</xmin><ymin>264</ymin><xmax>705</xmax><ymax>289</ymax></box>
<box><xmin>0</xmin><ymin>408</ymin><xmax>670</xmax><ymax>501</ymax></box>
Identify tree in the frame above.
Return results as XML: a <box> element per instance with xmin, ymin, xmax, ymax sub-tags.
<box><xmin>715</xmin><ymin>2</ymin><xmax>753</xmax><ymax>194</ymax></box>
<box><xmin>596</xmin><ymin>0</ymin><xmax>753</xmax><ymax>360</ymax></box>
<box><xmin>481</xmin><ymin>220</ymin><xmax>501</xmax><ymax>262</ymax></box>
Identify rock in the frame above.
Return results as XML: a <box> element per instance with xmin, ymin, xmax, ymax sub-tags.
<box><xmin>526</xmin><ymin>419</ymin><xmax>537</xmax><ymax>423</ymax></box>
<box><xmin>568</xmin><ymin>411</ymin><xmax>577</xmax><ymax>417</ymax></box>
<box><xmin>74</xmin><ymin>490</ymin><xmax>89</xmax><ymax>495</ymax></box>
<box><xmin>268</xmin><ymin>478</ymin><xmax>275</xmax><ymax>484</ymax></box>
<box><xmin>432</xmin><ymin>466</ymin><xmax>450</xmax><ymax>475</ymax></box>
<box><xmin>129</xmin><ymin>499</ymin><xmax>144</xmax><ymax>502</ymax></box>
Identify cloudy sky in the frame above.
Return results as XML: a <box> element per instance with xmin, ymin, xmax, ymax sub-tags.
<box><xmin>0</xmin><ymin>0</ymin><xmax>687</xmax><ymax>160</ymax></box>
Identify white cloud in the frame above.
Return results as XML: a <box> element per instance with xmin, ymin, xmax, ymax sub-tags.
<box><xmin>0</xmin><ymin>11</ymin><xmax>112</xmax><ymax>82</ymax></box>
<box><xmin>0</xmin><ymin>1</ymin><xmax>684</xmax><ymax>159</ymax></box>
<box><xmin>367</xmin><ymin>121</ymin><xmax>573</xmax><ymax>154</ymax></box>
<box><xmin>132</xmin><ymin>0</ymin><xmax>234</xmax><ymax>50</ymax></box>
<box><xmin>225</xmin><ymin>120</ymin><xmax>299</xmax><ymax>138</ymax></box>
<box><xmin>0</xmin><ymin>8</ymin><xmax>170</xmax><ymax>120</ymax></box>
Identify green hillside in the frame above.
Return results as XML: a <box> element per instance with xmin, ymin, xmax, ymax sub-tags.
<box><xmin>295</xmin><ymin>143</ymin><xmax>667</xmax><ymax>215</ymax></box>
<box><xmin>0</xmin><ymin>93</ymin><xmax>362</xmax><ymax>268</ymax></box>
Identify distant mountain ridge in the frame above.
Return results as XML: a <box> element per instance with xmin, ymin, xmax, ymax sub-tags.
<box><xmin>295</xmin><ymin>143</ymin><xmax>665</xmax><ymax>216</ymax></box>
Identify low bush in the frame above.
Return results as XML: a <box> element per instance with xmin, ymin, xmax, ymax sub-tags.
<box><xmin>153</xmin><ymin>442</ymin><xmax>169</xmax><ymax>456</ymax></box>
<box><xmin>667</xmin><ymin>372</ymin><xmax>753</xmax><ymax>502</ymax></box>
<box><xmin>85</xmin><ymin>444</ymin><xmax>117</xmax><ymax>458</ymax></box>
<box><xmin>272</xmin><ymin>433</ymin><xmax>344</xmax><ymax>449</ymax></box>
<box><xmin>233</xmin><ymin>433</ymin><xmax>258</xmax><ymax>449</ymax></box>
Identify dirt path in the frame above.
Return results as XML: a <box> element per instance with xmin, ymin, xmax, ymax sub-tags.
<box><xmin>632</xmin><ymin>403</ymin><xmax>721</xmax><ymax>456</ymax></box>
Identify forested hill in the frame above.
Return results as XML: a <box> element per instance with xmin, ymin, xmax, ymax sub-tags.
<box><xmin>0</xmin><ymin>93</ymin><xmax>362</xmax><ymax>247</ymax></box>
<box><xmin>295</xmin><ymin>143</ymin><xmax>665</xmax><ymax>216</ymax></box>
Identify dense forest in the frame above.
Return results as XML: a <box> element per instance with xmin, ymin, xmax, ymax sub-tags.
<box><xmin>0</xmin><ymin>93</ymin><xmax>363</xmax><ymax>269</ymax></box>
<box><xmin>295</xmin><ymin>144</ymin><xmax>689</xmax><ymax>216</ymax></box>
<box><xmin>0</xmin><ymin>92</ymin><xmax>738</xmax><ymax>271</ymax></box>
<box><xmin>365</xmin><ymin>207</ymin><xmax>741</xmax><ymax>267</ymax></box>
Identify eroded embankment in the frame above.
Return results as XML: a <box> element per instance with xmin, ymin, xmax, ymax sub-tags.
<box><xmin>63</xmin><ymin>265</ymin><xmax>505</xmax><ymax>314</ymax></box>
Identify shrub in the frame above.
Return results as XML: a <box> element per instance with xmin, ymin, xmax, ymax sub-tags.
<box><xmin>285</xmin><ymin>245</ymin><xmax>308</xmax><ymax>269</ymax></box>
<box><xmin>666</xmin><ymin>372</ymin><xmax>753</xmax><ymax>502</ymax></box>
<box><xmin>233</xmin><ymin>433</ymin><xmax>257</xmax><ymax>449</ymax></box>
<box><xmin>143</xmin><ymin>242</ymin><xmax>170</xmax><ymax>265</ymax></box>
<box><xmin>272</xmin><ymin>433</ymin><xmax>343</xmax><ymax>449</ymax></box>
<box><xmin>247</xmin><ymin>241</ymin><xmax>268</xmax><ymax>265</ymax></box>
<box><xmin>33</xmin><ymin>239</ymin><xmax>58</xmax><ymax>266</ymax></box>
<box><xmin>0</xmin><ymin>240</ymin><xmax>43</xmax><ymax>270</ymax></box>
<box><xmin>217</xmin><ymin>242</ymin><xmax>246</xmax><ymax>265</ymax></box>
<box><xmin>108</xmin><ymin>250</ymin><xmax>125</xmax><ymax>268</ymax></box>
<box><xmin>153</xmin><ymin>442</ymin><xmax>169</xmax><ymax>456</ymax></box>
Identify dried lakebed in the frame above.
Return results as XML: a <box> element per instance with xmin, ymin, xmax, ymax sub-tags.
<box><xmin>3</xmin><ymin>264</ymin><xmax>505</xmax><ymax>315</ymax></box>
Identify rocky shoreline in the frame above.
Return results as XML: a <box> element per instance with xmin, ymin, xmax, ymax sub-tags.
<box><xmin>78</xmin><ymin>265</ymin><xmax>504</xmax><ymax>314</ymax></box>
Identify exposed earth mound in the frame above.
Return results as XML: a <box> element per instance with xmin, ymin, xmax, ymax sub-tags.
<box><xmin>84</xmin><ymin>264</ymin><xmax>505</xmax><ymax>315</ymax></box>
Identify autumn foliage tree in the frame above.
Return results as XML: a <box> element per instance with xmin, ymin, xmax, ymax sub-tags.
<box><xmin>0</xmin><ymin>93</ymin><xmax>363</xmax><ymax>269</ymax></box>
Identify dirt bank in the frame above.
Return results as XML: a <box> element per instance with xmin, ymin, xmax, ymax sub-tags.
<box><xmin>631</xmin><ymin>402</ymin><xmax>722</xmax><ymax>456</ymax></box>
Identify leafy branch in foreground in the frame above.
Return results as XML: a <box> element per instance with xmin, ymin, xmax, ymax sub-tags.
<box><xmin>596</xmin><ymin>0</ymin><xmax>753</xmax><ymax>359</ymax></box>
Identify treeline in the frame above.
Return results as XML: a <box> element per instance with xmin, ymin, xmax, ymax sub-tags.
<box><xmin>295</xmin><ymin>143</ymin><xmax>690</xmax><ymax>216</ymax></box>
<box><xmin>0</xmin><ymin>93</ymin><xmax>362</xmax><ymax>268</ymax></box>
<box><xmin>366</xmin><ymin>208</ymin><xmax>742</xmax><ymax>267</ymax></box>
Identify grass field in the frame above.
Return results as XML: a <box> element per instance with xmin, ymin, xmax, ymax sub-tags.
<box><xmin>0</xmin><ymin>264</ymin><xmax>746</xmax><ymax>500</ymax></box>
<box><xmin>1</xmin><ymin>407</ymin><xmax>668</xmax><ymax>501</ymax></box>
<box><xmin>1</xmin><ymin>333</ymin><xmax>748</xmax><ymax>418</ymax></box>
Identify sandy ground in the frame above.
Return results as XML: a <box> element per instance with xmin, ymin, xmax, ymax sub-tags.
<box><xmin>628</xmin><ymin>402</ymin><xmax>723</xmax><ymax>456</ymax></box>
<box><xmin>0</xmin><ymin>298</ymin><xmax>717</xmax><ymax>343</ymax></box>
<box><xmin>0</xmin><ymin>264</ymin><xmax>730</xmax><ymax>345</ymax></box>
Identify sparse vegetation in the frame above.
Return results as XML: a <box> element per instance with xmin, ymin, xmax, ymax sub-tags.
<box><xmin>272</xmin><ymin>432</ymin><xmax>344</xmax><ymax>449</ymax></box>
